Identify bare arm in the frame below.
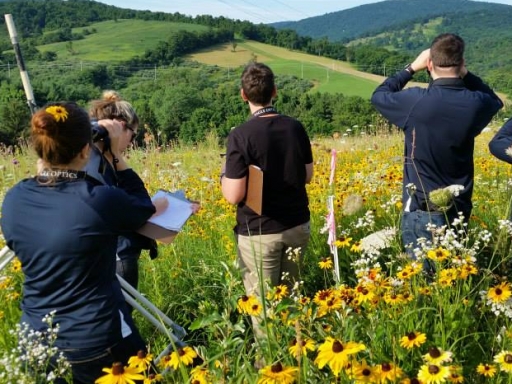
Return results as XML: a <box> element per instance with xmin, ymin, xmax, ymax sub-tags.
<box><xmin>221</xmin><ymin>176</ymin><xmax>247</xmax><ymax>204</ymax></box>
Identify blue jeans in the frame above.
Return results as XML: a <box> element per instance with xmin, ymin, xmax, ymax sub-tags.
<box><xmin>401</xmin><ymin>210</ymin><xmax>449</xmax><ymax>275</ymax></box>
<box><xmin>401</xmin><ymin>210</ymin><xmax>448</xmax><ymax>257</ymax></box>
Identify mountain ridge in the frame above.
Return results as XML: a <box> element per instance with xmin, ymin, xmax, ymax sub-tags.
<box><xmin>272</xmin><ymin>0</ymin><xmax>512</xmax><ymax>42</ymax></box>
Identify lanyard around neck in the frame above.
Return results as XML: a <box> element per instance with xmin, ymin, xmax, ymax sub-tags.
<box><xmin>252</xmin><ymin>106</ymin><xmax>278</xmax><ymax>117</ymax></box>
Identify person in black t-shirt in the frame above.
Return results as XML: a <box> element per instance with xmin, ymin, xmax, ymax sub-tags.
<box><xmin>221</xmin><ymin>62</ymin><xmax>313</xmax><ymax>340</ymax></box>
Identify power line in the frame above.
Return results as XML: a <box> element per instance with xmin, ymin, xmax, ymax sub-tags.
<box><xmin>236</xmin><ymin>0</ymin><xmax>298</xmax><ymax>22</ymax></box>
<box><xmin>271</xmin><ymin>0</ymin><xmax>313</xmax><ymax>20</ymax></box>
<box><xmin>214</xmin><ymin>0</ymin><xmax>269</xmax><ymax>23</ymax></box>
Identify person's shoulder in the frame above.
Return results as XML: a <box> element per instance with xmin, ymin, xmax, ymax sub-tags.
<box><xmin>2</xmin><ymin>178</ymin><xmax>37</xmax><ymax>206</ymax></box>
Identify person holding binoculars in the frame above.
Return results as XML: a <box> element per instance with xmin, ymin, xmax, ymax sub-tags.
<box><xmin>86</xmin><ymin>90</ymin><xmax>161</xmax><ymax>292</ymax></box>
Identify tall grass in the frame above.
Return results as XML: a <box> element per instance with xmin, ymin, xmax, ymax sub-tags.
<box><xmin>2</xmin><ymin>127</ymin><xmax>512</xmax><ymax>382</ymax></box>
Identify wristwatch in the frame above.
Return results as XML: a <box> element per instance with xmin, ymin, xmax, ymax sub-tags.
<box><xmin>404</xmin><ymin>64</ymin><xmax>415</xmax><ymax>76</ymax></box>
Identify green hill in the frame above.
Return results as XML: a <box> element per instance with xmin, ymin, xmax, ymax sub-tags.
<box><xmin>272</xmin><ymin>0</ymin><xmax>512</xmax><ymax>42</ymax></box>
<box><xmin>37</xmin><ymin>19</ymin><xmax>209</xmax><ymax>62</ymax></box>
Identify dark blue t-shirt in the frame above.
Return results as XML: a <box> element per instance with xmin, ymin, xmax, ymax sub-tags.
<box><xmin>0</xmin><ymin>169</ymin><xmax>155</xmax><ymax>349</ymax></box>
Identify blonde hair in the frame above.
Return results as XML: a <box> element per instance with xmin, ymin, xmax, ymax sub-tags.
<box><xmin>89</xmin><ymin>90</ymin><xmax>139</xmax><ymax>129</ymax></box>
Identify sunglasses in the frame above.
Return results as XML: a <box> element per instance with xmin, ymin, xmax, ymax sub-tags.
<box><xmin>125</xmin><ymin>125</ymin><xmax>138</xmax><ymax>143</ymax></box>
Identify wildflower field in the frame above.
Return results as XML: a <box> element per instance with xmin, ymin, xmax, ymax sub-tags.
<box><xmin>3</xmin><ymin>126</ymin><xmax>512</xmax><ymax>383</ymax></box>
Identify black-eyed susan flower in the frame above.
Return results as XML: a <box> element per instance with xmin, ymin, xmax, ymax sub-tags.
<box><xmin>95</xmin><ymin>362</ymin><xmax>145</xmax><ymax>384</ymax></box>
<box><xmin>427</xmin><ymin>247</ymin><xmax>450</xmax><ymax>262</ymax></box>
<box><xmin>488</xmin><ymin>282</ymin><xmax>512</xmax><ymax>303</ymax></box>
<box><xmin>418</xmin><ymin>287</ymin><xmax>432</xmax><ymax>296</ymax></box>
<box><xmin>45</xmin><ymin>105</ymin><xmax>69</xmax><ymax>122</ymax></box>
<box><xmin>384</xmin><ymin>292</ymin><xmax>404</xmax><ymax>306</ymax></box>
<box><xmin>247</xmin><ymin>301</ymin><xmax>263</xmax><ymax>316</ymax></box>
<box><xmin>319</xmin><ymin>257</ymin><xmax>334</xmax><ymax>270</ymax></box>
<box><xmin>355</xmin><ymin>284</ymin><xmax>375</xmax><ymax>303</ymax></box>
<box><xmin>128</xmin><ymin>350</ymin><xmax>153</xmax><ymax>371</ymax></box>
<box><xmin>288</xmin><ymin>338</ymin><xmax>315</xmax><ymax>359</ymax></box>
<box><xmin>317</xmin><ymin>296</ymin><xmax>343</xmax><ymax>317</ymax></box>
<box><xmin>458</xmin><ymin>264</ymin><xmax>477</xmax><ymax>279</ymax></box>
<box><xmin>314</xmin><ymin>337</ymin><xmax>365</xmax><ymax>377</ymax></box>
<box><xmin>350</xmin><ymin>241</ymin><xmax>362</xmax><ymax>253</ymax></box>
<box><xmin>476</xmin><ymin>363</ymin><xmax>497</xmax><ymax>377</ymax></box>
<box><xmin>257</xmin><ymin>362</ymin><xmax>298</xmax><ymax>384</ymax></box>
<box><xmin>334</xmin><ymin>236</ymin><xmax>352</xmax><ymax>248</ymax></box>
<box><xmin>166</xmin><ymin>346</ymin><xmax>197</xmax><ymax>370</ymax></box>
<box><xmin>494</xmin><ymin>350</ymin><xmax>512</xmax><ymax>372</ymax></box>
<box><xmin>423</xmin><ymin>347</ymin><xmax>452</xmax><ymax>364</ymax></box>
<box><xmin>377</xmin><ymin>362</ymin><xmax>404</xmax><ymax>382</ymax></box>
<box><xmin>350</xmin><ymin>359</ymin><xmax>378</xmax><ymax>382</ymax></box>
<box><xmin>417</xmin><ymin>363</ymin><xmax>450</xmax><ymax>383</ymax></box>
<box><xmin>399</xmin><ymin>378</ymin><xmax>423</xmax><ymax>384</ymax></box>
<box><xmin>190</xmin><ymin>366</ymin><xmax>211</xmax><ymax>384</ymax></box>
<box><xmin>400</xmin><ymin>332</ymin><xmax>427</xmax><ymax>349</ymax></box>
<box><xmin>267</xmin><ymin>285</ymin><xmax>288</xmax><ymax>301</ymax></box>
<box><xmin>144</xmin><ymin>373</ymin><xmax>163</xmax><ymax>384</ymax></box>
<box><xmin>298</xmin><ymin>295</ymin><xmax>310</xmax><ymax>307</ymax></box>
<box><xmin>397</xmin><ymin>269</ymin><xmax>412</xmax><ymax>280</ymax></box>
<box><xmin>313</xmin><ymin>289</ymin><xmax>335</xmax><ymax>305</ymax></box>
<box><xmin>439</xmin><ymin>268</ymin><xmax>458</xmax><ymax>284</ymax></box>
<box><xmin>10</xmin><ymin>258</ymin><xmax>21</xmax><ymax>273</ymax></box>
<box><xmin>237</xmin><ymin>295</ymin><xmax>259</xmax><ymax>314</ymax></box>
<box><xmin>447</xmin><ymin>365</ymin><xmax>463</xmax><ymax>383</ymax></box>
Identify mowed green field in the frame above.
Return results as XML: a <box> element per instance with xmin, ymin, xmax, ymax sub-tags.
<box><xmin>188</xmin><ymin>40</ymin><xmax>380</xmax><ymax>98</ymax></box>
<box><xmin>33</xmin><ymin>20</ymin><xmax>380</xmax><ymax>98</ymax></box>
<box><xmin>37</xmin><ymin>19</ymin><xmax>209</xmax><ymax>62</ymax></box>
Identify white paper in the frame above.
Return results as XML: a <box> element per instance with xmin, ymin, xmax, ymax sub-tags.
<box><xmin>148</xmin><ymin>190</ymin><xmax>193</xmax><ymax>232</ymax></box>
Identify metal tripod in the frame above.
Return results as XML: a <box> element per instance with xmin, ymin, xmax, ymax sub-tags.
<box><xmin>0</xmin><ymin>245</ymin><xmax>186</xmax><ymax>362</ymax></box>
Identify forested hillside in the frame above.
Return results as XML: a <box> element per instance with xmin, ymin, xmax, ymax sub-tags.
<box><xmin>272</xmin><ymin>0</ymin><xmax>511</xmax><ymax>42</ymax></box>
<box><xmin>0</xmin><ymin>0</ymin><xmax>509</xmax><ymax>146</ymax></box>
<box><xmin>346</xmin><ymin>8</ymin><xmax>512</xmax><ymax>94</ymax></box>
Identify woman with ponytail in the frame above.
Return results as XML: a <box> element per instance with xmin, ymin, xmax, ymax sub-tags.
<box><xmin>1</xmin><ymin>102</ymin><xmax>155</xmax><ymax>383</ymax></box>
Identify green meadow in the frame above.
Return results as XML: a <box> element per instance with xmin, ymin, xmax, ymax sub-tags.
<box><xmin>37</xmin><ymin>19</ymin><xmax>209</xmax><ymax>62</ymax></box>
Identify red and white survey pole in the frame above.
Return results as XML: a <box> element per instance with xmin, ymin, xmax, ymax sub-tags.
<box><xmin>327</xmin><ymin>149</ymin><xmax>340</xmax><ymax>282</ymax></box>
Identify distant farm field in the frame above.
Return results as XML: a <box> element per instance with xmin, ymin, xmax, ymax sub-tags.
<box><xmin>188</xmin><ymin>40</ymin><xmax>380</xmax><ymax>98</ymax></box>
<box><xmin>37</xmin><ymin>19</ymin><xmax>209</xmax><ymax>62</ymax></box>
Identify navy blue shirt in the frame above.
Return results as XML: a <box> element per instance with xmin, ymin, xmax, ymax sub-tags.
<box><xmin>489</xmin><ymin>118</ymin><xmax>512</xmax><ymax>164</ymax></box>
<box><xmin>85</xmin><ymin>146</ymin><xmax>156</xmax><ymax>261</ymax></box>
<box><xmin>372</xmin><ymin>70</ymin><xmax>503</xmax><ymax>215</ymax></box>
<box><xmin>1</xmin><ymin>169</ymin><xmax>155</xmax><ymax>349</ymax></box>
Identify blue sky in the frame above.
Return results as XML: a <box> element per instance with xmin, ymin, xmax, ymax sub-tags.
<box><xmin>99</xmin><ymin>0</ymin><xmax>512</xmax><ymax>23</ymax></box>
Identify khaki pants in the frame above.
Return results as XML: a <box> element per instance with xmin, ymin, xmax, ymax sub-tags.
<box><xmin>237</xmin><ymin>222</ymin><xmax>310</xmax><ymax>338</ymax></box>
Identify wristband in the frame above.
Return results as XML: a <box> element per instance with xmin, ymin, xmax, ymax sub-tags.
<box><xmin>404</xmin><ymin>64</ymin><xmax>415</xmax><ymax>76</ymax></box>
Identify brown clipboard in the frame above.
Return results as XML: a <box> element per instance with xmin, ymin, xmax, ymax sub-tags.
<box><xmin>245</xmin><ymin>165</ymin><xmax>263</xmax><ymax>215</ymax></box>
